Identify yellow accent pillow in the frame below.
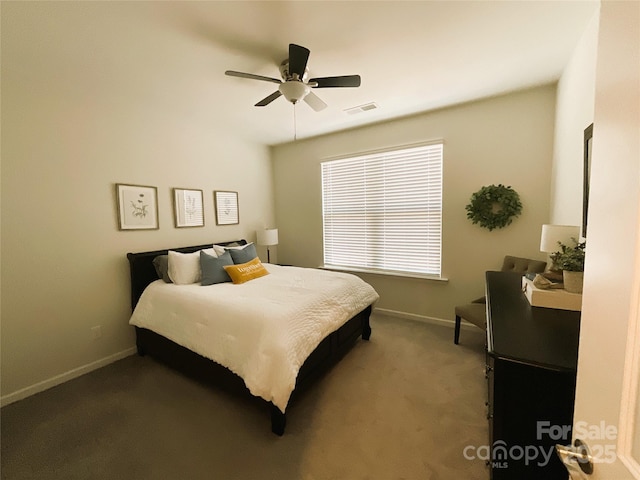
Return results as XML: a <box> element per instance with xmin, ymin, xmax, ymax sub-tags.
<box><xmin>223</xmin><ymin>257</ymin><xmax>269</xmax><ymax>284</ymax></box>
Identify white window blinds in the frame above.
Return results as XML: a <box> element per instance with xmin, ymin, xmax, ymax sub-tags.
<box><xmin>321</xmin><ymin>143</ymin><xmax>443</xmax><ymax>277</ymax></box>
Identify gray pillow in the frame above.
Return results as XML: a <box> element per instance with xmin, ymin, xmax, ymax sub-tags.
<box><xmin>228</xmin><ymin>243</ymin><xmax>258</xmax><ymax>264</ymax></box>
<box><xmin>200</xmin><ymin>250</ymin><xmax>233</xmax><ymax>285</ymax></box>
<box><xmin>152</xmin><ymin>255</ymin><xmax>172</xmax><ymax>283</ymax></box>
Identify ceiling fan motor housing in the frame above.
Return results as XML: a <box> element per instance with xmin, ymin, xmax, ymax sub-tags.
<box><xmin>279</xmin><ymin>60</ymin><xmax>308</xmax><ymax>82</ymax></box>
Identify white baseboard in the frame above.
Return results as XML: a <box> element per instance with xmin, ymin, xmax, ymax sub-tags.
<box><xmin>373</xmin><ymin>307</ymin><xmax>478</xmax><ymax>330</ymax></box>
<box><xmin>1</xmin><ymin>347</ymin><xmax>137</xmax><ymax>407</ymax></box>
<box><xmin>1</xmin><ymin>310</ymin><xmax>477</xmax><ymax>407</ymax></box>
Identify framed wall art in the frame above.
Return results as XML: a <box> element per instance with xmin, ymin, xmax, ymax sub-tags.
<box><xmin>214</xmin><ymin>190</ymin><xmax>239</xmax><ymax>225</ymax></box>
<box><xmin>173</xmin><ymin>188</ymin><xmax>204</xmax><ymax>228</ymax></box>
<box><xmin>116</xmin><ymin>183</ymin><xmax>159</xmax><ymax>230</ymax></box>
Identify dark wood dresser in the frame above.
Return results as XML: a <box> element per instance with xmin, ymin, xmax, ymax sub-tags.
<box><xmin>485</xmin><ymin>271</ymin><xmax>581</xmax><ymax>479</ymax></box>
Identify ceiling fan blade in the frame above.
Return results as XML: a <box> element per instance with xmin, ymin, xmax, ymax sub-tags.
<box><xmin>309</xmin><ymin>75</ymin><xmax>361</xmax><ymax>88</ymax></box>
<box><xmin>225</xmin><ymin>70</ymin><xmax>282</xmax><ymax>84</ymax></box>
<box><xmin>288</xmin><ymin>44</ymin><xmax>310</xmax><ymax>79</ymax></box>
<box><xmin>255</xmin><ymin>90</ymin><xmax>282</xmax><ymax>107</ymax></box>
<box><xmin>304</xmin><ymin>91</ymin><xmax>327</xmax><ymax>112</ymax></box>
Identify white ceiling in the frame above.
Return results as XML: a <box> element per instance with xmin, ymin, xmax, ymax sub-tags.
<box><xmin>54</xmin><ymin>1</ymin><xmax>599</xmax><ymax>146</ymax></box>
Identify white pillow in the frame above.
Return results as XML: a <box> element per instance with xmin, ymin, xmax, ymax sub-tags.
<box><xmin>201</xmin><ymin>247</ymin><xmax>217</xmax><ymax>258</ymax></box>
<box><xmin>213</xmin><ymin>242</ymin><xmax>253</xmax><ymax>256</ymax></box>
<box><xmin>168</xmin><ymin>250</ymin><xmax>202</xmax><ymax>284</ymax></box>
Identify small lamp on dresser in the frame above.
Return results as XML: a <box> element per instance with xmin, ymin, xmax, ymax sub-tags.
<box><xmin>257</xmin><ymin>228</ymin><xmax>278</xmax><ymax>263</ymax></box>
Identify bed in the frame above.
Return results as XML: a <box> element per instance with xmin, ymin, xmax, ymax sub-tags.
<box><xmin>127</xmin><ymin>240</ymin><xmax>378</xmax><ymax>435</ymax></box>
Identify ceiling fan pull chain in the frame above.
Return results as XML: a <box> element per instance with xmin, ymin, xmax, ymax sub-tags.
<box><xmin>293</xmin><ymin>104</ymin><xmax>297</xmax><ymax>141</ymax></box>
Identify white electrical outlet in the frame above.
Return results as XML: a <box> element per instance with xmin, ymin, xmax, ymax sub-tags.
<box><xmin>91</xmin><ymin>326</ymin><xmax>102</xmax><ymax>340</ymax></box>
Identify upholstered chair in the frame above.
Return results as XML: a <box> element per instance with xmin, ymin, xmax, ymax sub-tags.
<box><xmin>453</xmin><ymin>255</ymin><xmax>547</xmax><ymax>344</ymax></box>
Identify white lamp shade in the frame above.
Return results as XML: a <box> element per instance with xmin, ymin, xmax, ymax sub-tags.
<box><xmin>279</xmin><ymin>81</ymin><xmax>310</xmax><ymax>103</ymax></box>
<box><xmin>257</xmin><ymin>228</ymin><xmax>278</xmax><ymax>246</ymax></box>
<box><xmin>540</xmin><ymin>224</ymin><xmax>580</xmax><ymax>252</ymax></box>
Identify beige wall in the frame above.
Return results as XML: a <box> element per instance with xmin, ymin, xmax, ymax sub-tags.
<box><xmin>1</xmin><ymin>3</ymin><xmax>274</xmax><ymax>401</ymax></box>
<box><xmin>550</xmin><ymin>9</ymin><xmax>599</xmax><ymax>226</ymax></box>
<box><xmin>271</xmin><ymin>86</ymin><xmax>556</xmax><ymax>321</ymax></box>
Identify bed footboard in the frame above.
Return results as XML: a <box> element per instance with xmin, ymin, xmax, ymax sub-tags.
<box><xmin>362</xmin><ymin>316</ymin><xmax>372</xmax><ymax>340</ymax></box>
<box><xmin>270</xmin><ymin>304</ymin><xmax>372</xmax><ymax>435</ymax></box>
<box><xmin>134</xmin><ymin>305</ymin><xmax>373</xmax><ymax>435</ymax></box>
<box><xmin>270</xmin><ymin>405</ymin><xmax>286</xmax><ymax>436</ymax></box>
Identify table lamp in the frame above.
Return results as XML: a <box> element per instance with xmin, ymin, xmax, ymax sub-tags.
<box><xmin>257</xmin><ymin>228</ymin><xmax>278</xmax><ymax>263</ymax></box>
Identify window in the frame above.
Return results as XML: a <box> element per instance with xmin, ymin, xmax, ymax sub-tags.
<box><xmin>321</xmin><ymin>142</ymin><xmax>443</xmax><ymax>277</ymax></box>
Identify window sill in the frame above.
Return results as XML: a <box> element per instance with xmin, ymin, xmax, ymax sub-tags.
<box><xmin>320</xmin><ymin>265</ymin><xmax>448</xmax><ymax>282</ymax></box>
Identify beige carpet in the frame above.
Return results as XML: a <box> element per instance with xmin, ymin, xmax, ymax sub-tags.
<box><xmin>1</xmin><ymin>314</ymin><xmax>488</xmax><ymax>480</ymax></box>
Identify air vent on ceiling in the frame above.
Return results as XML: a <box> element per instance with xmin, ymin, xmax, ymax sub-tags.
<box><xmin>344</xmin><ymin>102</ymin><xmax>379</xmax><ymax>115</ymax></box>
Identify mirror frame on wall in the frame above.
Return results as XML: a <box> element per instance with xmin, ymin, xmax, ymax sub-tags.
<box><xmin>583</xmin><ymin>123</ymin><xmax>594</xmax><ymax>237</ymax></box>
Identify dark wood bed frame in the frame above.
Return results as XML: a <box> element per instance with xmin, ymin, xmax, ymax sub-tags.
<box><xmin>127</xmin><ymin>240</ymin><xmax>372</xmax><ymax>436</ymax></box>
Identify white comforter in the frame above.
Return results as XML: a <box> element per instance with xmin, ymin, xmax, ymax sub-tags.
<box><xmin>129</xmin><ymin>264</ymin><xmax>379</xmax><ymax>412</ymax></box>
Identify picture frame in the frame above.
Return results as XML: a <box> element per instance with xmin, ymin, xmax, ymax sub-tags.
<box><xmin>214</xmin><ymin>190</ymin><xmax>239</xmax><ymax>225</ymax></box>
<box><xmin>173</xmin><ymin>188</ymin><xmax>204</xmax><ymax>228</ymax></box>
<box><xmin>116</xmin><ymin>183</ymin><xmax>159</xmax><ymax>230</ymax></box>
<box><xmin>582</xmin><ymin>123</ymin><xmax>593</xmax><ymax>237</ymax></box>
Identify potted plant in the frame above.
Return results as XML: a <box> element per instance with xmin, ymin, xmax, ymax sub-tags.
<box><xmin>551</xmin><ymin>238</ymin><xmax>586</xmax><ymax>293</ymax></box>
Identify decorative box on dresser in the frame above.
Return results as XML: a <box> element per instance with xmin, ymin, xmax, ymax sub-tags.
<box><xmin>485</xmin><ymin>271</ymin><xmax>581</xmax><ymax>480</ymax></box>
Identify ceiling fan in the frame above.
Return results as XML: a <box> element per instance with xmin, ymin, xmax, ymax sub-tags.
<box><xmin>225</xmin><ymin>43</ymin><xmax>361</xmax><ymax>112</ymax></box>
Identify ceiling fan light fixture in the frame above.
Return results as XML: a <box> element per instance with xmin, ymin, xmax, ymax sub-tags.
<box><xmin>279</xmin><ymin>81</ymin><xmax>310</xmax><ymax>103</ymax></box>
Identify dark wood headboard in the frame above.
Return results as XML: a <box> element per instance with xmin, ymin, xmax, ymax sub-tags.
<box><xmin>126</xmin><ymin>239</ymin><xmax>247</xmax><ymax>311</ymax></box>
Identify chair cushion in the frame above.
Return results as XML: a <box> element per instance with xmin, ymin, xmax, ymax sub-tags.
<box><xmin>455</xmin><ymin>303</ymin><xmax>487</xmax><ymax>329</ymax></box>
<box><xmin>455</xmin><ymin>255</ymin><xmax>546</xmax><ymax>333</ymax></box>
<box><xmin>501</xmin><ymin>255</ymin><xmax>546</xmax><ymax>273</ymax></box>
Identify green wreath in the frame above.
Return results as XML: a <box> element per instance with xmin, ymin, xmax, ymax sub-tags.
<box><xmin>465</xmin><ymin>184</ymin><xmax>522</xmax><ymax>231</ymax></box>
